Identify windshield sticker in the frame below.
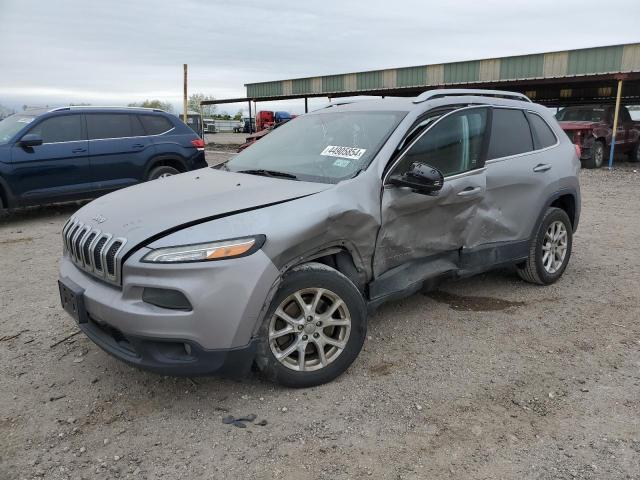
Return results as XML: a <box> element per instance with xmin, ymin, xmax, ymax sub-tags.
<box><xmin>17</xmin><ymin>117</ymin><xmax>35</xmax><ymax>124</ymax></box>
<box><xmin>321</xmin><ymin>145</ymin><xmax>366</xmax><ymax>160</ymax></box>
<box><xmin>332</xmin><ymin>159</ymin><xmax>351</xmax><ymax>168</ymax></box>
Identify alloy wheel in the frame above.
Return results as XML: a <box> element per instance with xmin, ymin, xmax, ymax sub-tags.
<box><xmin>542</xmin><ymin>221</ymin><xmax>568</xmax><ymax>274</ymax></box>
<box><xmin>268</xmin><ymin>288</ymin><xmax>351</xmax><ymax>372</ymax></box>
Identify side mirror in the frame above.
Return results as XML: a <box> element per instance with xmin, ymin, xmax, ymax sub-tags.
<box><xmin>20</xmin><ymin>133</ymin><xmax>43</xmax><ymax>148</ymax></box>
<box><xmin>387</xmin><ymin>162</ymin><xmax>444</xmax><ymax>195</ymax></box>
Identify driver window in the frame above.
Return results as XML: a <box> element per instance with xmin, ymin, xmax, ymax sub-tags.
<box><xmin>393</xmin><ymin>108</ymin><xmax>488</xmax><ymax>177</ymax></box>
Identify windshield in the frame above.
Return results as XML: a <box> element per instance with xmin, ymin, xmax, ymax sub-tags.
<box><xmin>556</xmin><ymin>107</ymin><xmax>606</xmax><ymax>122</ymax></box>
<box><xmin>225</xmin><ymin>110</ymin><xmax>406</xmax><ymax>183</ymax></box>
<box><xmin>0</xmin><ymin>114</ymin><xmax>36</xmax><ymax>145</ymax></box>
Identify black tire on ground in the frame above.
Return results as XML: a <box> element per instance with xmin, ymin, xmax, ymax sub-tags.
<box><xmin>629</xmin><ymin>142</ymin><xmax>640</xmax><ymax>163</ymax></box>
<box><xmin>517</xmin><ymin>207</ymin><xmax>573</xmax><ymax>285</ymax></box>
<box><xmin>148</xmin><ymin>166</ymin><xmax>180</xmax><ymax>180</ymax></box>
<box><xmin>583</xmin><ymin>140</ymin><xmax>605</xmax><ymax>169</ymax></box>
<box><xmin>255</xmin><ymin>262</ymin><xmax>367</xmax><ymax>388</ymax></box>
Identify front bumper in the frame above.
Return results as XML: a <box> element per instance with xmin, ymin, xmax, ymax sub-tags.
<box><xmin>79</xmin><ymin>315</ymin><xmax>257</xmax><ymax>375</ymax></box>
<box><xmin>59</xmin><ymin>248</ymin><xmax>280</xmax><ymax>375</ymax></box>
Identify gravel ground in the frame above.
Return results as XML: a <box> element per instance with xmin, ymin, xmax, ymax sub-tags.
<box><xmin>1</xmin><ymin>165</ymin><xmax>639</xmax><ymax>480</ymax></box>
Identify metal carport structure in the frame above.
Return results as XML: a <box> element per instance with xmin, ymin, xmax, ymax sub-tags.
<box><xmin>202</xmin><ymin>42</ymin><xmax>640</xmax><ymax>166</ymax></box>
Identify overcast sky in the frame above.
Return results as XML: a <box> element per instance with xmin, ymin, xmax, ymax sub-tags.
<box><xmin>1</xmin><ymin>0</ymin><xmax>639</xmax><ymax>114</ymax></box>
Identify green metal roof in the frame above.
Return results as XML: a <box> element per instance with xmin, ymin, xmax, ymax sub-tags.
<box><xmin>245</xmin><ymin>43</ymin><xmax>640</xmax><ymax>100</ymax></box>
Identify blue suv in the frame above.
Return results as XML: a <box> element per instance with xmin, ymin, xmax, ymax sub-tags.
<box><xmin>0</xmin><ymin>107</ymin><xmax>207</xmax><ymax>210</ymax></box>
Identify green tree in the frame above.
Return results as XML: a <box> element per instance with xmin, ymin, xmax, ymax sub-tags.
<box><xmin>128</xmin><ymin>99</ymin><xmax>173</xmax><ymax>112</ymax></box>
<box><xmin>187</xmin><ymin>93</ymin><xmax>216</xmax><ymax>117</ymax></box>
<box><xmin>233</xmin><ymin>110</ymin><xmax>243</xmax><ymax>121</ymax></box>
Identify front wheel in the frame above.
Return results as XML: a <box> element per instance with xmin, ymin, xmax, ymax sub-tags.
<box><xmin>517</xmin><ymin>207</ymin><xmax>573</xmax><ymax>285</ymax></box>
<box><xmin>255</xmin><ymin>263</ymin><xmax>367</xmax><ymax>388</ymax></box>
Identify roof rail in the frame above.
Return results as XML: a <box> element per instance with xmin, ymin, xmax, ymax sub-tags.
<box><xmin>49</xmin><ymin>106</ymin><xmax>165</xmax><ymax>112</ymax></box>
<box><xmin>414</xmin><ymin>89</ymin><xmax>532</xmax><ymax>104</ymax></box>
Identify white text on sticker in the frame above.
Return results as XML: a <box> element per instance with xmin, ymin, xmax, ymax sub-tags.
<box><xmin>321</xmin><ymin>145</ymin><xmax>366</xmax><ymax>160</ymax></box>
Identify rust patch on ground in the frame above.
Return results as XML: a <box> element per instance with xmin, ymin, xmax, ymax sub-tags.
<box><xmin>425</xmin><ymin>290</ymin><xmax>526</xmax><ymax>312</ymax></box>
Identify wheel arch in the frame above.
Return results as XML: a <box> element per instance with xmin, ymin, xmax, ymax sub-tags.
<box><xmin>532</xmin><ymin>189</ymin><xmax>579</xmax><ymax>237</ymax></box>
<box><xmin>0</xmin><ymin>175</ymin><xmax>14</xmax><ymax>208</ymax></box>
<box><xmin>145</xmin><ymin>155</ymin><xmax>188</xmax><ymax>178</ymax></box>
<box><xmin>280</xmin><ymin>244</ymin><xmax>367</xmax><ymax>293</ymax></box>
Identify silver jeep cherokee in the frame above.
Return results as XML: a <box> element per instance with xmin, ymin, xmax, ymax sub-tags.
<box><xmin>58</xmin><ymin>89</ymin><xmax>580</xmax><ymax>387</ymax></box>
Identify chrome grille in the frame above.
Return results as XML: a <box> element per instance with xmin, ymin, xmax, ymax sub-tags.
<box><xmin>62</xmin><ymin>218</ymin><xmax>127</xmax><ymax>286</ymax></box>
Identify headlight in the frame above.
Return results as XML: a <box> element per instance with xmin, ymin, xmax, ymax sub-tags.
<box><xmin>142</xmin><ymin>235</ymin><xmax>265</xmax><ymax>263</ymax></box>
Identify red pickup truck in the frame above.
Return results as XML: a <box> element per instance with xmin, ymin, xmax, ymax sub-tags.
<box><xmin>556</xmin><ymin>105</ymin><xmax>640</xmax><ymax>168</ymax></box>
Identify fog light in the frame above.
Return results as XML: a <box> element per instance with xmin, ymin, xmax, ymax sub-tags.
<box><xmin>142</xmin><ymin>287</ymin><xmax>192</xmax><ymax>311</ymax></box>
<box><xmin>184</xmin><ymin>343</ymin><xmax>192</xmax><ymax>355</ymax></box>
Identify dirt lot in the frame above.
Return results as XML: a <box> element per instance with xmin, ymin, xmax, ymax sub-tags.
<box><xmin>1</xmin><ymin>165</ymin><xmax>639</xmax><ymax>480</ymax></box>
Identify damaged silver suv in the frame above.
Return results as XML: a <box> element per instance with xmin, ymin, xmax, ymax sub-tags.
<box><xmin>58</xmin><ymin>89</ymin><xmax>580</xmax><ymax>387</ymax></box>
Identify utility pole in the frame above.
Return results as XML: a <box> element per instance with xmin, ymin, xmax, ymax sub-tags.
<box><xmin>183</xmin><ymin>64</ymin><xmax>188</xmax><ymax>123</ymax></box>
<box><xmin>608</xmin><ymin>79</ymin><xmax>623</xmax><ymax>170</ymax></box>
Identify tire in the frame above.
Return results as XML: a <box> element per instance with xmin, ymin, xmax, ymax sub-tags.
<box><xmin>517</xmin><ymin>207</ymin><xmax>573</xmax><ymax>285</ymax></box>
<box><xmin>629</xmin><ymin>142</ymin><xmax>640</xmax><ymax>163</ymax></box>
<box><xmin>255</xmin><ymin>262</ymin><xmax>367</xmax><ymax>388</ymax></box>
<box><xmin>148</xmin><ymin>166</ymin><xmax>180</xmax><ymax>180</ymax></box>
<box><xmin>583</xmin><ymin>140</ymin><xmax>604</xmax><ymax>169</ymax></box>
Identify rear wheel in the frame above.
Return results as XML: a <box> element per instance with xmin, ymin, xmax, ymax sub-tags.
<box><xmin>583</xmin><ymin>140</ymin><xmax>604</xmax><ymax>169</ymax></box>
<box><xmin>517</xmin><ymin>207</ymin><xmax>573</xmax><ymax>285</ymax></box>
<box><xmin>148</xmin><ymin>166</ymin><xmax>180</xmax><ymax>180</ymax></box>
<box><xmin>255</xmin><ymin>263</ymin><xmax>367</xmax><ymax>388</ymax></box>
<box><xmin>629</xmin><ymin>142</ymin><xmax>640</xmax><ymax>163</ymax></box>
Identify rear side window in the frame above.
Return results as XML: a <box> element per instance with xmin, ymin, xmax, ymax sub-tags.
<box><xmin>139</xmin><ymin>115</ymin><xmax>173</xmax><ymax>135</ymax></box>
<box><xmin>86</xmin><ymin>113</ymin><xmax>138</xmax><ymax>140</ymax></box>
<box><xmin>29</xmin><ymin>115</ymin><xmax>84</xmax><ymax>143</ymax></box>
<box><xmin>487</xmin><ymin>109</ymin><xmax>533</xmax><ymax>160</ymax></box>
<box><xmin>528</xmin><ymin>113</ymin><xmax>557</xmax><ymax>149</ymax></box>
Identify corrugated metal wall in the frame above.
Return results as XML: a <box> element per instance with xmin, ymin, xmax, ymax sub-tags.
<box><xmin>292</xmin><ymin>78</ymin><xmax>313</xmax><ymax>95</ymax></box>
<box><xmin>246</xmin><ymin>81</ymin><xmax>282</xmax><ymax>98</ymax></box>
<box><xmin>322</xmin><ymin>75</ymin><xmax>344</xmax><ymax>93</ymax></box>
<box><xmin>356</xmin><ymin>71</ymin><xmax>384</xmax><ymax>90</ymax></box>
<box><xmin>246</xmin><ymin>43</ymin><xmax>640</xmax><ymax>99</ymax></box>
<box><xmin>444</xmin><ymin>61</ymin><xmax>479</xmax><ymax>84</ymax></box>
<box><xmin>397</xmin><ymin>66</ymin><xmax>426</xmax><ymax>87</ymax></box>
<box><xmin>567</xmin><ymin>45</ymin><xmax>624</xmax><ymax>75</ymax></box>
<box><xmin>500</xmin><ymin>54</ymin><xmax>544</xmax><ymax>79</ymax></box>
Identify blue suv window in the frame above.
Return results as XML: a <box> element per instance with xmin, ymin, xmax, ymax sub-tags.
<box><xmin>29</xmin><ymin>114</ymin><xmax>83</xmax><ymax>143</ymax></box>
<box><xmin>86</xmin><ymin>114</ymin><xmax>144</xmax><ymax>140</ymax></box>
<box><xmin>139</xmin><ymin>115</ymin><xmax>173</xmax><ymax>135</ymax></box>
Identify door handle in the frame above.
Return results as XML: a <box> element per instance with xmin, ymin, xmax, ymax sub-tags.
<box><xmin>72</xmin><ymin>148</ymin><xmax>87</xmax><ymax>153</ymax></box>
<box><xmin>131</xmin><ymin>143</ymin><xmax>145</xmax><ymax>149</ymax></box>
<box><xmin>533</xmin><ymin>163</ymin><xmax>551</xmax><ymax>172</ymax></box>
<box><xmin>456</xmin><ymin>186</ymin><xmax>482</xmax><ymax>197</ymax></box>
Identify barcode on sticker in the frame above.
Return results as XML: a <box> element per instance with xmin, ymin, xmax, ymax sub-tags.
<box><xmin>321</xmin><ymin>145</ymin><xmax>366</xmax><ymax>160</ymax></box>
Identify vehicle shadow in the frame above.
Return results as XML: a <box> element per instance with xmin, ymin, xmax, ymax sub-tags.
<box><xmin>0</xmin><ymin>201</ymin><xmax>85</xmax><ymax>225</ymax></box>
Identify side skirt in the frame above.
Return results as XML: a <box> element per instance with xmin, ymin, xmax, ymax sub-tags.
<box><xmin>367</xmin><ymin>240</ymin><xmax>529</xmax><ymax>313</ymax></box>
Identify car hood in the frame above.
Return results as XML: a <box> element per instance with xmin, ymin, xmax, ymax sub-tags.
<box><xmin>558</xmin><ymin>120</ymin><xmax>598</xmax><ymax>130</ymax></box>
<box><xmin>69</xmin><ymin>168</ymin><xmax>332</xmax><ymax>252</ymax></box>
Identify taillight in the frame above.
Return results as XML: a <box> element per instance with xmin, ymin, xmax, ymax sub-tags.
<box><xmin>574</xmin><ymin>144</ymin><xmax>582</xmax><ymax>157</ymax></box>
<box><xmin>191</xmin><ymin>138</ymin><xmax>205</xmax><ymax>150</ymax></box>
